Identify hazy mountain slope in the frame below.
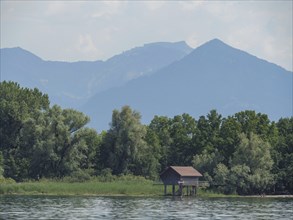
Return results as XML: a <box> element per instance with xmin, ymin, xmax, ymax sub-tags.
<box><xmin>1</xmin><ymin>42</ymin><xmax>192</xmax><ymax>108</ymax></box>
<box><xmin>0</xmin><ymin>47</ymin><xmax>104</xmax><ymax>107</ymax></box>
<box><xmin>88</xmin><ymin>41</ymin><xmax>192</xmax><ymax>94</ymax></box>
<box><xmin>82</xmin><ymin>39</ymin><xmax>292</xmax><ymax>131</ymax></box>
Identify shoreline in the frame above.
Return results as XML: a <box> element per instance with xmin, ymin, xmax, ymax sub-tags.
<box><xmin>0</xmin><ymin>180</ymin><xmax>292</xmax><ymax>198</ymax></box>
<box><xmin>242</xmin><ymin>195</ymin><xmax>293</xmax><ymax>198</ymax></box>
<box><xmin>1</xmin><ymin>192</ymin><xmax>292</xmax><ymax>198</ymax></box>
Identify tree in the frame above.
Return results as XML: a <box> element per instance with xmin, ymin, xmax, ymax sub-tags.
<box><xmin>0</xmin><ymin>152</ymin><xmax>3</xmax><ymax>177</ymax></box>
<box><xmin>100</xmin><ymin>106</ymin><xmax>158</xmax><ymax>177</ymax></box>
<box><xmin>168</xmin><ymin>113</ymin><xmax>197</xmax><ymax>165</ymax></box>
<box><xmin>1</xmin><ymin>81</ymin><xmax>97</xmax><ymax>180</ymax></box>
<box><xmin>231</xmin><ymin>133</ymin><xmax>274</xmax><ymax>194</ymax></box>
<box><xmin>73</xmin><ymin>128</ymin><xmax>101</xmax><ymax>173</ymax></box>
<box><xmin>234</xmin><ymin>111</ymin><xmax>272</xmax><ymax>141</ymax></box>
<box><xmin>0</xmin><ymin>81</ymin><xmax>49</xmax><ymax>150</ymax></box>
<box><xmin>273</xmin><ymin>118</ymin><xmax>293</xmax><ymax>193</ymax></box>
<box><xmin>148</xmin><ymin>116</ymin><xmax>172</xmax><ymax>171</ymax></box>
<box><xmin>228</xmin><ymin>165</ymin><xmax>251</xmax><ymax>195</ymax></box>
<box><xmin>192</xmin><ymin>149</ymin><xmax>224</xmax><ymax>183</ymax></box>
<box><xmin>219</xmin><ymin>116</ymin><xmax>241</xmax><ymax>164</ymax></box>
<box><xmin>213</xmin><ymin>163</ymin><xmax>230</xmax><ymax>193</ymax></box>
<box><xmin>28</xmin><ymin>105</ymin><xmax>91</xmax><ymax>178</ymax></box>
<box><xmin>0</xmin><ymin>81</ymin><xmax>49</xmax><ymax>180</ymax></box>
<box><xmin>194</xmin><ymin>110</ymin><xmax>223</xmax><ymax>154</ymax></box>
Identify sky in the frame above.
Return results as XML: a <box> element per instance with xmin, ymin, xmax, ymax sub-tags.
<box><xmin>1</xmin><ymin>1</ymin><xmax>292</xmax><ymax>71</ymax></box>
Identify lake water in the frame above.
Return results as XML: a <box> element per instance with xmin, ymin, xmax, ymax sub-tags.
<box><xmin>0</xmin><ymin>195</ymin><xmax>292</xmax><ymax>219</ymax></box>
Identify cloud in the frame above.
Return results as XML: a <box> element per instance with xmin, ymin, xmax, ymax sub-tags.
<box><xmin>144</xmin><ymin>1</ymin><xmax>165</xmax><ymax>11</ymax></box>
<box><xmin>179</xmin><ymin>1</ymin><xmax>203</xmax><ymax>11</ymax></box>
<box><xmin>1</xmin><ymin>1</ymin><xmax>291</xmax><ymax>70</ymax></box>
<box><xmin>75</xmin><ymin>34</ymin><xmax>100</xmax><ymax>59</ymax></box>
<box><xmin>45</xmin><ymin>2</ymin><xmax>67</xmax><ymax>16</ymax></box>
<box><xmin>186</xmin><ymin>33</ymin><xmax>200</xmax><ymax>48</ymax></box>
<box><xmin>45</xmin><ymin>1</ymin><xmax>87</xmax><ymax>17</ymax></box>
<box><xmin>91</xmin><ymin>1</ymin><xmax>126</xmax><ymax>18</ymax></box>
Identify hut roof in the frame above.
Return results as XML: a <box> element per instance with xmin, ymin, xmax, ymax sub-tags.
<box><xmin>161</xmin><ymin>166</ymin><xmax>202</xmax><ymax>177</ymax></box>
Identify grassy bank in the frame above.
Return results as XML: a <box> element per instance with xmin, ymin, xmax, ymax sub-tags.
<box><xmin>0</xmin><ymin>176</ymin><xmax>238</xmax><ymax>197</ymax></box>
<box><xmin>3</xmin><ymin>176</ymin><xmax>281</xmax><ymax>198</ymax></box>
<box><xmin>0</xmin><ymin>181</ymin><xmax>230</xmax><ymax>197</ymax></box>
<box><xmin>0</xmin><ymin>177</ymin><xmax>164</xmax><ymax>196</ymax></box>
<box><xmin>2</xmin><ymin>180</ymin><xmax>288</xmax><ymax>198</ymax></box>
<box><xmin>0</xmin><ymin>181</ymin><xmax>236</xmax><ymax>197</ymax></box>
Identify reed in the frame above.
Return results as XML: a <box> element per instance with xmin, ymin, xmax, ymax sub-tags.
<box><xmin>0</xmin><ymin>176</ymin><xmax>237</xmax><ymax>197</ymax></box>
<box><xmin>0</xmin><ymin>178</ymin><xmax>163</xmax><ymax>196</ymax></box>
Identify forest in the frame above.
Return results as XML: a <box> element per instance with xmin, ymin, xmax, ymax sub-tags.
<box><xmin>0</xmin><ymin>81</ymin><xmax>292</xmax><ymax>195</ymax></box>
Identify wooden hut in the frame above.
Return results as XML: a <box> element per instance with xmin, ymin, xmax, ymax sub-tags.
<box><xmin>160</xmin><ymin>166</ymin><xmax>203</xmax><ymax>196</ymax></box>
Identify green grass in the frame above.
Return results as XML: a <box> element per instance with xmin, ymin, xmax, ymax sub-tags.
<box><xmin>0</xmin><ymin>176</ymin><xmax>238</xmax><ymax>197</ymax></box>
<box><xmin>0</xmin><ymin>179</ymin><xmax>164</xmax><ymax>196</ymax></box>
<box><xmin>0</xmin><ymin>180</ymin><xmax>239</xmax><ymax>197</ymax></box>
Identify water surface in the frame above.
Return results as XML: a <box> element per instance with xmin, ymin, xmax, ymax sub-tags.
<box><xmin>1</xmin><ymin>195</ymin><xmax>292</xmax><ymax>219</ymax></box>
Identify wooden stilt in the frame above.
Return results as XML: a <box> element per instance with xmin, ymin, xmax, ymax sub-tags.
<box><xmin>172</xmin><ymin>185</ymin><xmax>175</xmax><ymax>196</ymax></box>
<box><xmin>192</xmin><ymin>186</ymin><xmax>195</xmax><ymax>196</ymax></box>
<box><xmin>164</xmin><ymin>185</ymin><xmax>167</xmax><ymax>196</ymax></box>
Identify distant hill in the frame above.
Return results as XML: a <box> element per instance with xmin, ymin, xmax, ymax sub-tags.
<box><xmin>1</xmin><ymin>41</ymin><xmax>192</xmax><ymax>108</ymax></box>
<box><xmin>1</xmin><ymin>39</ymin><xmax>291</xmax><ymax>131</ymax></box>
<box><xmin>82</xmin><ymin>39</ymin><xmax>292</xmax><ymax>131</ymax></box>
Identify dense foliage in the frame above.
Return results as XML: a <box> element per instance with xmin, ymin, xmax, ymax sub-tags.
<box><xmin>0</xmin><ymin>81</ymin><xmax>292</xmax><ymax>195</ymax></box>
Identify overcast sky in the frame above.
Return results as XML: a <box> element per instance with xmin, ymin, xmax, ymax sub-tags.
<box><xmin>1</xmin><ymin>1</ymin><xmax>292</xmax><ymax>71</ymax></box>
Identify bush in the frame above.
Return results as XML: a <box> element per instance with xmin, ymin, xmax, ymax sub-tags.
<box><xmin>96</xmin><ymin>168</ymin><xmax>117</xmax><ymax>182</ymax></box>
<box><xmin>0</xmin><ymin>177</ymin><xmax>16</xmax><ymax>184</ymax></box>
<box><xmin>63</xmin><ymin>170</ymin><xmax>92</xmax><ymax>183</ymax></box>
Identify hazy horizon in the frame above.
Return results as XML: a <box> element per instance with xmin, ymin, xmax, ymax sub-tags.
<box><xmin>1</xmin><ymin>1</ymin><xmax>292</xmax><ymax>71</ymax></box>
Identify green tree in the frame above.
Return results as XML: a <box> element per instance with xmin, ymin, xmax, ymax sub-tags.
<box><xmin>148</xmin><ymin>116</ymin><xmax>172</xmax><ymax>171</ymax></box>
<box><xmin>0</xmin><ymin>81</ymin><xmax>49</xmax><ymax>180</ymax></box>
<box><xmin>0</xmin><ymin>152</ymin><xmax>3</xmax><ymax>177</ymax></box>
<box><xmin>73</xmin><ymin>128</ymin><xmax>101</xmax><ymax>173</ymax></box>
<box><xmin>273</xmin><ymin>118</ymin><xmax>293</xmax><ymax>193</ymax></box>
<box><xmin>228</xmin><ymin>165</ymin><xmax>251</xmax><ymax>194</ymax></box>
<box><xmin>219</xmin><ymin>116</ymin><xmax>241</xmax><ymax>165</ymax></box>
<box><xmin>231</xmin><ymin>133</ymin><xmax>274</xmax><ymax>194</ymax></box>
<box><xmin>234</xmin><ymin>111</ymin><xmax>273</xmax><ymax>141</ymax></box>
<box><xmin>168</xmin><ymin>113</ymin><xmax>197</xmax><ymax>165</ymax></box>
<box><xmin>213</xmin><ymin>163</ymin><xmax>230</xmax><ymax>193</ymax></box>
<box><xmin>192</xmin><ymin>149</ymin><xmax>224</xmax><ymax>183</ymax></box>
<box><xmin>194</xmin><ymin>110</ymin><xmax>223</xmax><ymax>154</ymax></box>
<box><xmin>28</xmin><ymin>105</ymin><xmax>91</xmax><ymax>178</ymax></box>
<box><xmin>144</xmin><ymin>127</ymin><xmax>162</xmax><ymax>179</ymax></box>
<box><xmin>100</xmin><ymin>106</ymin><xmax>158</xmax><ymax>177</ymax></box>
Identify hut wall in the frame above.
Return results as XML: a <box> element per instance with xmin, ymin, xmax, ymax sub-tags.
<box><xmin>161</xmin><ymin>169</ymin><xmax>180</xmax><ymax>185</ymax></box>
<box><xmin>181</xmin><ymin>177</ymin><xmax>199</xmax><ymax>186</ymax></box>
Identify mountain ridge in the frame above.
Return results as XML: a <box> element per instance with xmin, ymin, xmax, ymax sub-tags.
<box><xmin>1</xmin><ymin>39</ymin><xmax>291</xmax><ymax>131</ymax></box>
<box><xmin>1</xmin><ymin>41</ymin><xmax>192</xmax><ymax>108</ymax></box>
<box><xmin>81</xmin><ymin>39</ymin><xmax>292</xmax><ymax>130</ymax></box>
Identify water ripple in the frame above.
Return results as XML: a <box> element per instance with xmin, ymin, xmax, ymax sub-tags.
<box><xmin>0</xmin><ymin>195</ymin><xmax>292</xmax><ymax>219</ymax></box>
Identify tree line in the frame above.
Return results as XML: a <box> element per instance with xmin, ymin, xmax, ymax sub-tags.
<box><xmin>0</xmin><ymin>81</ymin><xmax>292</xmax><ymax>195</ymax></box>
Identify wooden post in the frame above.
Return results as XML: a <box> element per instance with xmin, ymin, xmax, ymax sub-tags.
<box><xmin>178</xmin><ymin>184</ymin><xmax>182</xmax><ymax>196</ymax></box>
<box><xmin>178</xmin><ymin>179</ymin><xmax>184</xmax><ymax>196</ymax></box>
<box><xmin>192</xmin><ymin>186</ymin><xmax>195</xmax><ymax>196</ymax></box>
<box><xmin>164</xmin><ymin>185</ymin><xmax>167</xmax><ymax>196</ymax></box>
<box><xmin>172</xmin><ymin>184</ymin><xmax>175</xmax><ymax>196</ymax></box>
<box><xmin>186</xmin><ymin>186</ymin><xmax>189</xmax><ymax>196</ymax></box>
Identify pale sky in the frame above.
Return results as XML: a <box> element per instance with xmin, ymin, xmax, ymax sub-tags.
<box><xmin>1</xmin><ymin>1</ymin><xmax>292</xmax><ymax>71</ymax></box>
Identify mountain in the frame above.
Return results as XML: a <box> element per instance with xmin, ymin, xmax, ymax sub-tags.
<box><xmin>82</xmin><ymin>39</ymin><xmax>292</xmax><ymax>131</ymax></box>
<box><xmin>0</xmin><ymin>42</ymin><xmax>192</xmax><ymax>108</ymax></box>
